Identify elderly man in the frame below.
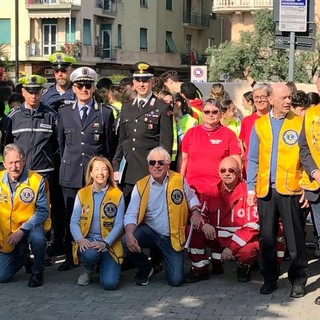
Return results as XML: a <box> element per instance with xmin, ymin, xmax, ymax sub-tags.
<box><xmin>41</xmin><ymin>52</ymin><xmax>76</xmax><ymax>111</ymax></box>
<box><xmin>122</xmin><ymin>146</ymin><xmax>200</xmax><ymax>287</ymax></box>
<box><xmin>57</xmin><ymin>66</ymin><xmax>116</xmax><ymax>271</ymax></box>
<box><xmin>184</xmin><ymin>156</ymin><xmax>259</xmax><ymax>284</ymax></box>
<box><xmin>0</xmin><ymin>144</ymin><xmax>50</xmax><ymax>287</ymax></box>
<box><xmin>247</xmin><ymin>82</ymin><xmax>308</xmax><ymax>298</ymax></box>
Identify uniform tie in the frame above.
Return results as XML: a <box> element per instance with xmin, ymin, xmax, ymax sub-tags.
<box><xmin>138</xmin><ymin>100</ymin><xmax>145</xmax><ymax>111</ymax></box>
<box><xmin>81</xmin><ymin>106</ymin><xmax>88</xmax><ymax>126</ymax></box>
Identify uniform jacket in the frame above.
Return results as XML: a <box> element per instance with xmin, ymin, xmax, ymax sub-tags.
<box><xmin>58</xmin><ymin>99</ymin><xmax>116</xmax><ymax>189</ymax></box>
<box><xmin>41</xmin><ymin>83</ymin><xmax>75</xmax><ymax>111</ymax></box>
<box><xmin>136</xmin><ymin>171</ymin><xmax>188</xmax><ymax>252</ymax></box>
<box><xmin>0</xmin><ymin>168</ymin><xmax>51</xmax><ymax>253</ymax></box>
<box><xmin>2</xmin><ymin>103</ymin><xmax>58</xmax><ymax>174</ymax></box>
<box><xmin>202</xmin><ymin>179</ymin><xmax>259</xmax><ymax>253</ymax></box>
<box><xmin>254</xmin><ymin>111</ymin><xmax>303</xmax><ymax>197</ymax></box>
<box><xmin>72</xmin><ymin>185</ymin><xmax>124</xmax><ymax>265</ymax></box>
<box><xmin>112</xmin><ymin>94</ymin><xmax>173</xmax><ymax>185</ymax></box>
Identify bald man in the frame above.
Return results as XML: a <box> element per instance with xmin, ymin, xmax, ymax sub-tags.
<box><xmin>184</xmin><ymin>157</ymin><xmax>259</xmax><ymax>284</ymax></box>
<box><xmin>247</xmin><ymin>82</ymin><xmax>308</xmax><ymax>298</ymax></box>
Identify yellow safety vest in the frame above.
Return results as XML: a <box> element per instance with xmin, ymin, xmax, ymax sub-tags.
<box><xmin>136</xmin><ymin>171</ymin><xmax>188</xmax><ymax>252</ymax></box>
<box><xmin>0</xmin><ymin>170</ymin><xmax>51</xmax><ymax>253</ymax></box>
<box><xmin>300</xmin><ymin>105</ymin><xmax>320</xmax><ymax>191</ymax></box>
<box><xmin>72</xmin><ymin>185</ymin><xmax>124</xmax><ymax>265</ymax></box>
<box><xmin>255</xmin><ymin>111</ymin><xmax>303</xmax><ymax>197</ymax></box>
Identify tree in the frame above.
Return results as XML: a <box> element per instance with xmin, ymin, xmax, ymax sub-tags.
<box><xmin>0</xmin><ymin>43</ymin><xmax>14</xmax><ymax>77</ymax></box>
<box><xmin>206</xmin><ymin>9</ymin><xmax>311</xmax><ymax>83</ymax></box>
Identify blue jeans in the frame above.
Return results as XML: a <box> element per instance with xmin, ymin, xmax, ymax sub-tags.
<box><xmin>0</xmin><ymin>226</ymin><xmax>46</xmax><ymax>283</ymax></box>
<box><xmin>122</xmin><ymin>224</ymin><xmax>185</xmax><ymax>287</ymax></box>
<box><xmin>80</xmin><ymin>248</ymin><xmax>121</xmax><ymax>290</ymax></box>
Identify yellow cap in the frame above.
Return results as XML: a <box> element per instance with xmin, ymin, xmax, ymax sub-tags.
<box><xmin>49</xmin><ymin>52</ymin><xmax>76</xmax><ymax>69</ymax></box>
<box><xmin>18</xmin><ymin>75</ymin><xmax>47</xmax><ymax>92</ymax></box>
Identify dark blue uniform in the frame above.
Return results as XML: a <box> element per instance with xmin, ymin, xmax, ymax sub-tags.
<box><xmin>41</xmin><ymin>83</ymin><xmax>75</xmax><ymax>111</ymax></box>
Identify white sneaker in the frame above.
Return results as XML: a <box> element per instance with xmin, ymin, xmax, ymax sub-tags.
<box><xmin>77</xmin><ymin>269</ymin><xmax>94</xmax><ymax>286</ymax></box>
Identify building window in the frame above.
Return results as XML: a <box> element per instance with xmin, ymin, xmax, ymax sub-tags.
<box><xmin>166</xmin><ymin>31</ymin><xmax>176</xmax><ymax>53</ymax></box>
<box><xmin>65</xmin><ymin>18</ymin><xmax>76</xmax><ymax>43</ymax></box>
<box><xmin>43</xmin><ymin>23</ymin><xmax>57</xmax><ymax>56</ymax></box>
<box><xmin>117</xmin><ymin>24</ymin><xmax>122</xmax><ymax>49</ymax></box>
<box><xmin>140</xmin><ymin>28</ymin><xmax>148</xmax><ymax>51</ymax></box>
<box><xmin>186</xmin><ymin>34</ymin><xmax>192</xmax><ymax>53</ymax></box>
<box><xmin>166</xmin><ymin>0</ymin><xmax>172</xmax><ymax>10</ymax></box>
<box><xmin>83</xmin><ymin>19</ymin><xmax>92</xmax><ymax>45</ymax></box>
<box><xmin>208</xmin><ymin>37</ymin><xmax>215</xmax><ymax>48</ymax></box>
<box><xmin>140</xmin><ymin>0</ymin><xmax>148</xmax><ymax>8</ymax></box>
<box><xmin>0</xmin><ymin>19</ymin><xmax>11</xmax><ymax>44</ymax></box>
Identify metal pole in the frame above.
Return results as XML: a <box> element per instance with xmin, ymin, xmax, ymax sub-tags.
<box><xmin>15</xmin><ymin>0</ymin><xmax>19</xmax><ymax>83</ymax></box>
<box><xmin>288</xmin><ymin>31</ymin><xmax>295</xmax><ymax>82</ymax></box>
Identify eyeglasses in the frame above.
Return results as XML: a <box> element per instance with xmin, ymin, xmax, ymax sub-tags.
<box><xmin>74</xmin><ymin>83</ymin><xmax>93</xmax><ymax>90</ymax></box>
<box><xmin>253</xmin><ymin>95</ymin><xmax>268</xmax><ymax>101</ymax></box>
<box><xmin>148</xmin><ymin>160</ymin><xmax>165</xmax><ymax>166</ymax></box>
<box><xmin>203</xmin><ymin>110</ymin><xmax>220</xmax><ymax>115</ymax></box>
<box><xmin>54</xmin><ymin>69</ymin><xmax>67</xmax><ymax>73</ymax></box>
<box><xmin>219</xmin><ymin>167</ymin><xmax>238</xmax><ymax>174</ymax></box>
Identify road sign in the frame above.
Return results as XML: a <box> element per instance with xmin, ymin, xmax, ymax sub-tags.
<box><xmin>191</xmin><ymin>66</ymin><xmax>207</xmax><ymax>82</ymax></box>
<box><xmin>275</xmin><ymin>21</ymin><xmax>316</xmax><ymax>37</ymax></box>
<box><xmin>279</xmin><ymin>0</ymin><xmax>308</xmax><ymax>32</ymax></box>
<box><xmin>275</xmin><ymin>35</ymin><xmax>316</xmax><ymax>51</ymax></box>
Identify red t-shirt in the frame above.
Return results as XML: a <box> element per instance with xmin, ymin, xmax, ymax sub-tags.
<box><xmin>181</xmin><ymin>124</ymin><xmax>241</xmax><ymax>195</ymax></box>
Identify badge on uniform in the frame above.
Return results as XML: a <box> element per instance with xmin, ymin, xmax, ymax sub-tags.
<box><xmin>0</xmin><ymin>192</ymin><xmax>8</xmax><ymax>203</ymax></box>
<box><xmin>93</xmin><ymin>134</ymin><xmax>100</xmax><ymax>141</ymax></box>
<box><xmin>93</xmin><ymin>123</ymin><xmax>100</xmax><ymax>128</ymax></box>
<box><xmin>19</xmin><ymin>187</ymin><xmax>35</xmax><ymax>204</ymax></box>
<box><xmin>148</xmin><ymin>124</ymin><xmax>153</xmax><ymax>130</ymax></box>
<box><xmin>171</xmin><ymin>189</ymin><xmax>184</xmax><ymax>205</ymax></box>
<box><xmin>104</xmin><ymin>202</ymin><xmax>117</xmax><ymax>217</ymax></box>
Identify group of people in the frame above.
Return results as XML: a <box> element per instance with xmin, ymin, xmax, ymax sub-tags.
<box><xmin>1</xmin><ymin>55</ymin><xmax>320</xmax><ymax>306</ymax></box>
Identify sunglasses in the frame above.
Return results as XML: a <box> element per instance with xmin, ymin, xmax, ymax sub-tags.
<box><xmin>203</xmin><ymin>110</ymin><xmax>220</xmax><ymax>115</ymax></box>
<box><xmin>54</xmin><ymin>69</ymin><xmax>67</xmax><ymax>73</ymax></box>
<box><xmin>219</xmin><ymin>167</ymin><xmax>238</xmax><ymax>174</ymax></box>
<box><xmin>74</xmin><ymin>83</ymin><xmax>93</xmax><ymax>90</ymax></box>
<box><xmin>148</xmin><ymin>160</ymin><xmax>165</xmax><ymax>166</ymax></box>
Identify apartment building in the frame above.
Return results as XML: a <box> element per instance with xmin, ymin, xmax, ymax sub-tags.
<box><xmin>212</xmin><ymin>0</ymin><xmax>319</xmax><ymax>42</ymax></box>
<box><xmin>0</xmin><ymin>0</ymin><xmax>221</xmax><ymax>80</ymax></box>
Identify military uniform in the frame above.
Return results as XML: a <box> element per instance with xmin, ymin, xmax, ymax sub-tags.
<box><xmin>41</xmin><ymin>84</ymin><xmax>75</xmax><ymax>111</ymax></box>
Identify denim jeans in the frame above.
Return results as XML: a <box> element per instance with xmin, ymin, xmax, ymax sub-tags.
<box><xmin>80</xmin><ymin>248</ymin><xmax>121</xmax><ymax>290</ymax></box>
<box><xmin>0</xmin><ymin>226</ymin><xmax>46</xmax><ymax>283</ymax></box>
<box><xmin>122</xmin><ymin>224</ymin><xmax>185</xmax><ymax>286</ymax></box>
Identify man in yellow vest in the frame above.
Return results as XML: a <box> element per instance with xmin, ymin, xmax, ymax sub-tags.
<box><xmin>299</xmin><ymin>102</ymin><xmax>320</xmax><ymax>305</ymax></box>
<box><xmin>0</xmin><ymin>144</ymin><xmax>50</xmax><ymax>287</ymax></box>
<box><xmin>123</xmin><ymin>146</ymin><xmax>200</xmax><ymax>286</ymax></box>
<box><xmin>247</xmin><ymin>82</ymin><xmax>308</xmax><ymax>298</ymax></box>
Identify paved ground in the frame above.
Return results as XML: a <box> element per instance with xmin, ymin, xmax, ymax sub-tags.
<box><xmin>1</xmin><ymin>247</ymin><xmax>320</xmax><ymax>320</ymax></box>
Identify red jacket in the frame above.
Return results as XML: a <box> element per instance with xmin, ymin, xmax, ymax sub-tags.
<box><xmin>201</xmin><ymin>179</ymin><xmax>259</xmax><ymax>253</ymax></box>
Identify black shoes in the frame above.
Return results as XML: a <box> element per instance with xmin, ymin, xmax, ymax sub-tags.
<box><xmin>290</xmin><ymin>284</ymin><xmax>305</xmax><ymax>298</ymax></box>
<box><xmin>315</xmin><ymin>296</ymin><xmax>320</xmax><ymax>305</ymax></box>
<box><xmin>260</xmin><ymin>281</ymin><xmax>278</xmax><ymax>294</ymax></box>
<box><xmin>211</xmin><ymin>263</ymin><xmax>224</xmax><ymax>275</ymax></box>
<box><xmin>184</xmin><ymin>269</ymin><xmax>209</xmax><ymax>283</ymax></box>
<box><xmin>134</xmin><ymin>265</ymin><xmax>154</xmax><ymax>286</ymax></box>
<box><xmin>236</xmin><ymin>265</ymin><xmax>251</xmax><ymax>282</ymax></box>
<box><xmin>58</xmin><ymin>259</ymin><xmax>75</xmax><ymax>271</ymax></box>
<box><xmin>28</xmin><ymin>272</ymin><xmax>44</xmax><ymax>288</ymax></box>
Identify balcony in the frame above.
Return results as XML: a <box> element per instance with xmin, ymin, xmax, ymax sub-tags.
<box><xmin>94</xmin><ymin>45</ymin><xmax>117</xmax><ymax>60</ymax></box>
<box><xmin>183</xmin><ymin>12</ymin><xmax>210</xmax><ymax>29</ymax></box>
<box><xmin>95</xmin><ymin>0</ymin><xmax>117</xmax><ymax>17</ymax></box>
<box><xmin>180</xmin><ymin>52</ymin><xmax>208</xmax><ymax>66</ymax></box>
<box><xmin>26</xmin><ymin>0</ymin><xmax>81</xmax><ymax>18</ymax></box>
<box><xmin>212</xmin><ymin>0</ymin><xmax>273</xmax><ymax>14</ymax></box>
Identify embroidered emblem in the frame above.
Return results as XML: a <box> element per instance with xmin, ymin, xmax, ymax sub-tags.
<box><xmin>283</xmin><ymin>130</ymin><xmax>299</xmax><ymax>145</ymax></box>
<box><xmin>39</xmin><ymin>124</ymin><xmax>52</xmax><ymax>129</ymax></box>
<box><xmin>104</xmin><ymin>203</ymin><xmax>117</xmax><ymax>217</ymax></box>
<box><xmin>171</xmin><ymin>189</ymin><xmax>184</xmax><ymax>205</ymax></box>
<box><xmin>19</xmin><ymin>187</ymin><xmax>35</xmax><ymax>203</ymax></box>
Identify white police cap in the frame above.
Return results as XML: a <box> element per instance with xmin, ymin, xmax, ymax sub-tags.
<box><xmin>70</xmin><ymin>67</ymin><xmax>98</xmax><ymax>83</ymax></box>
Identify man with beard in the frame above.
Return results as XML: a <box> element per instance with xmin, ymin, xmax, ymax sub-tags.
<box><xmin>41</xmin><ymin>52</ymin><xmax>76</xmax><ymax>111</ymax></box>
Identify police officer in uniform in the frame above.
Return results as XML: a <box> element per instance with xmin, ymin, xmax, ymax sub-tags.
<box><xmin>113</xmin><ymin>61</ymin><xmax>173</xmax><ymax>206</ymax></box>
<box><xmin>41</xmin><ymin>52</ymin><xmax>76</xmax><ymax>111</ymax></box>
<box><xmin>57</xmin><ymin>66</ymin><xmax>116</xmax><ymax>271</ymax></box>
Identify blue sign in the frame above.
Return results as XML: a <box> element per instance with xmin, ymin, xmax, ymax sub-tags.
<box><xmin>281</xmin><ymin>0</ymin><xmax>306</xmax><ymax>5</ymax></box>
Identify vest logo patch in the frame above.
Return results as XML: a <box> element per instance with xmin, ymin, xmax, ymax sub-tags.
<box><xmin>19</xmin><ymin>187</ymin><xmax>35</xmax><ymax>203</ymax></box>
<box><xmin>171</xmin><ymin>189</ymin><xmax>184</xmax><ymax>205</ymax></box>
<box><xmin>104</xmin><ymin>202</ymin><xmax>117</xmax><ymax>217</ymax></box>
<box><xmin>283</xmin><ymin>130</ymin><xmax>299</xmax><ymax>145</ymax></box>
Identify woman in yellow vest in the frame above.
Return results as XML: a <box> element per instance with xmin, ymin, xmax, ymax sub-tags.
<box><xmin>70</xmin><ymin>156</ymin><xmax>125</xmax><ymax>290</ymax></box>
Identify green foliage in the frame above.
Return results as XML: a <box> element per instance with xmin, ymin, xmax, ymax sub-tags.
<box><xmin>0</xmin><ymin>43</ymin><xmax>14</xmax><ymax>73</ymax></box>
<box><xmin>207</xmin><ymin>9</ymin><xmax>313</xmax><ymax>83</ymax></box>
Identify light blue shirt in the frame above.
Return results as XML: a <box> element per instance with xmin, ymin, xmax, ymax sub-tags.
<box><xmin>124</xmin><ymin>174</ymin><xmax>200</xmax><ymax>236</ymax></box>
<box><xmin>70</xmin><ymin>186</ymin><xmax>125</xmax><ymax>245</ymax></box>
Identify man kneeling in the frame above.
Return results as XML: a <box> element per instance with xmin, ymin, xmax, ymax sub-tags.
<box><xmin>185</xmin><ymin>156</ymin><xmax>259</xmax><ymax>283</ymax></box>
